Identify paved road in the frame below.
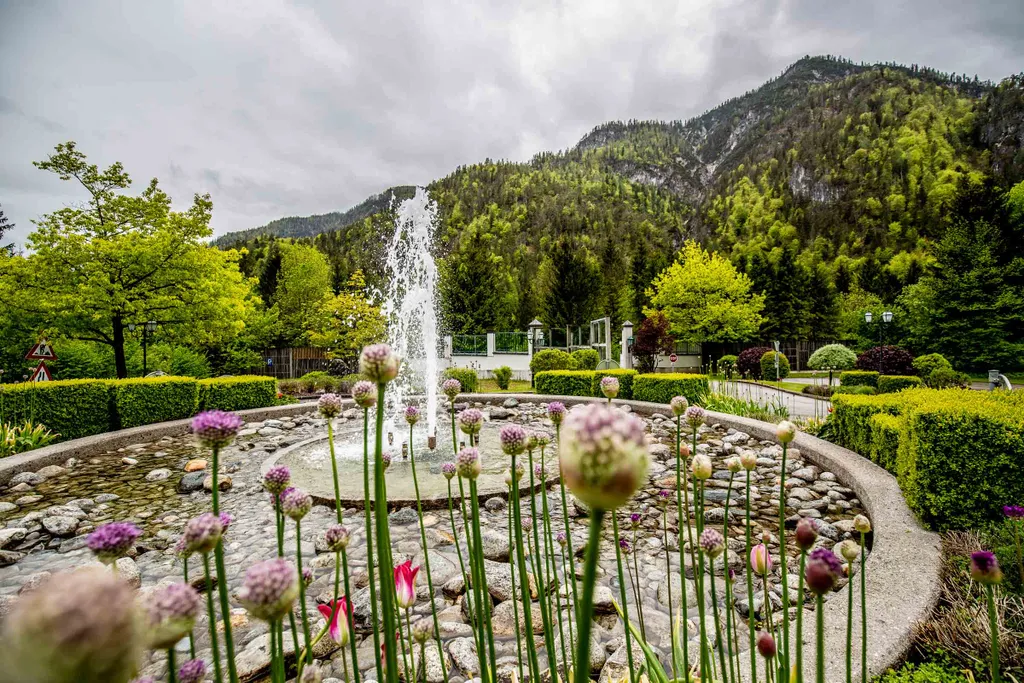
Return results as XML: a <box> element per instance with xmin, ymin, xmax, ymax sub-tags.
<box><xmin>710</xmin><ymin>380</ymin><xmax>829</xmax><ymax>420</ymax></box>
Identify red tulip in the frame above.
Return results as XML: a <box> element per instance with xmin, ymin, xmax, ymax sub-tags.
<box><xmin>394</xmin><ymin>560</ymin><xmax>420</xmax><ymax>608</ymax></box>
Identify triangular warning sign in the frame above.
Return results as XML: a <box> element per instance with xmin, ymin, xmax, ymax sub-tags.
<box><xmin>26</xmin><ymin>340</ymin><xmax>57</xmax><ymax>360</ymax></box>
<box><xmin>29</xmin><ymin>361</ymin><xmax>52</xmax><ymax>382</ymax></box>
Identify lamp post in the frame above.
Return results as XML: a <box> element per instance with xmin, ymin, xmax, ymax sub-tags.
<box><xmin>528</xmin><ymin>319</ymin><xmax>543</xmax><ymax>387</ymax></box>
<box><xmin>129</xmin><ymin>321</ymin><xmax>158</xmax><ymax>376</ymax></box>
<box><xmin>864</xmin><ymin>311</ymin><xmax>893</xmax><ymax>347</ymax></box>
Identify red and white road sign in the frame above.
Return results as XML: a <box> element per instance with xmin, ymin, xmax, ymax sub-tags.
<box><xmin>670</xmin><ymin>353</ymin><xmax>678</xmax><ymax>363</ymax></box>
<box><xmin>25</xmin><ymin>339</ymin><xmax>57</xmax><ymax>360</ymax></box>
<box><xmin>29</xmin><ymin>361</ymin><xmax>52</xmax><ymax>382</ymax></box>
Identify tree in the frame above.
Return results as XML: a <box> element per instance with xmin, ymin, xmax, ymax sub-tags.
<box><xmin>307</xmin><ymin>270</ymin><xmax>386</xmax><ymax>361</ymax></box>
<box><xmin>646</xmin><ymin>241</ymin><xmax>765</xmax><ymax>341</ymax></box>
<box><xmin>542</xmin><ymin>235</ymin><xmax>600</xmax><ymax>330</ymax></box>
<box><xmin>747</xmin><ymin>247</ymin><xmax>813</xmax><ymax>339</ymax></box>
<box><xmin>0</xmin><ymin>142</ymin><xmax>255</xmax><ymax>378</ymax></box>
<box><xmin>273</xmin><ymin>241</ymin><xmax>333</xmax><ymax>345</ymax></box>
<box><xmin>631</xmin><ymin>311</ymin><xmax>674</xmax><ymax>372</ymax></box>
<box><xmin>438</xmin><ymin>214</ymin><xmax>517</xmax><ymax>334</ymax></box>
<box><xmin>0</xmin><ymin>204</ymin><xmax>13</xmax><ymax>256</ymax></box>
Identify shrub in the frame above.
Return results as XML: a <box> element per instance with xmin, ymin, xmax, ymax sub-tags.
<box><xmin>112</xmin><ymin>377</ymin><xmax>199</xmax><ymax>429</ymax></box>
<box><xmin>912</xmin><ymin>353</ymin><xmax>953</xmax><ymax>378</ymax></box>
<box><xmin>443</xmin><ymin>367</ymin><xmax>478</xmax><ymax>393</ymax></box>
<box><xmin>0</xmin><ymin>421</ymin><xmax>60</xmax><ymax>458</ymax></box>
<box><xmin>926</xmin><ymin>367</ymin><xmax>969</xmax><ymax>389</ymax></box>
<box><xmin>590</xmin><ymin>369</ymin><xmax>638</xmax><ymax>400</ymax></box>
<box><xmin>737</xmin><ymin>346</ymin><xmax>772</xmax><ymax>379</ymax></box>
<box><xmin>717</xmin><ymin>355</ymin><xmax>738</xmax><ymax>379</ymax></box>
<box><xmin>278</xmin><ymin>379</ymin><xmax>302</xmax><ymax>397</ymax></box>
<box><xmin>632</xmin><ymin>312</ymin><xmax>674</xmax><ymax>373</ymax></box>
<box><xmin>855</xmin><ymin>345</ymin><xmax>916</xmax><ymax>376</ymax></box>
<box><xmin>570</xmin><ymin>348</ymin><xmax>600</xmax><ymax>371</ymax></box>
<box><xmin>801</xmin><ymin>384</ymin><xmax>834</xmax><ymax>397</ymax></box>
<box><xmin>632</xmin><ymin>373</ymin><xmax>709</xmax><ymax>405</ymax></box>
<box><xmin>832</xmin><ymin>385</ymin><xmax>876</xmax><ymax>396</ymax></box>
<box><xmin>867</xmin><ymin>413</ymin><xmax>902</xmax><ymax>470</ymax></box>
<box><xmin>199</xmin><ymin>376</ymin><xmax>277</xmax><ymax>411</ymax></box>
<box><xmin>534</xmin><ymin>371</ymin><xmax>595</xmax><ymax>397</ymax></box>
<box><xmin>493</xmin><ymin>366</ymin><xmax>513</xmax><ymax>390</ymax></box>
<box><xmin>0</xmin><ymin>379</ymin><xmax>114</xmax><ymax>441</ymax></box>
<box><xmin>877</xmin><ymin>375</ymin><xmax>925</xmax><ymax>394</ymax></box>
<box><xmin>760</xmin><ymin>350</ymin><xmax>791</xmax><ymax>381</ymax></box>
<box><xmin>839</xmin><ymin>370</ymin><xmax>880</xmax><ymax>387</ymax></box>
<box><xmin>169</xmin><ymin>347</ymin><xmax>212</xmax><ymax>379</ymax></box>
<box><xmin>876</xmin><ymin>659</ymin><xmax>967</xmax><ymax>683</ymax></box>
<box><xmin>298</xmin><ymin>371</ymin><xmax>336</xmax><ymax>393</ymax></box>
<box><xmin>51</xmin><ymin>340</ymin><xmax>115</xmax><ymax>379</ymax></box>
<box><xmin>529</xmin><ymin>349</ymin><xmax>577</xmax><ymax>374</ymax></box>
<box><xmin>807</xmin><ymin>343</ymin><xmax>856</xmax><ymax>383</ymax></box>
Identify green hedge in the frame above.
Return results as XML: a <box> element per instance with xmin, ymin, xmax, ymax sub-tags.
<box><xmin>200</xmin><ymin>376</ymin><xmax>277</xmax><ymax>411</ymax></box>
<box><xmin>113</xmin><ymin>377</ymin><xmax>199</xmax><ymax>429</ymax></box>
<box><xmin>534</xmin><ymin>370</ymin><xmax>595</xmax><ymax>397</ymax></box>
<box><xmin>529</xmin><ymin>349</ymin><xmax>577</xmax><ymax>374</ymax></box>
<box><xmin>877</xmin><ymin>375</ymin><xmax>925</xmax><ymax>394</ymax></box>
<box><xmin>632</xmin><ymin>373</ymin><xmax>709</xmax><ymax>405</ymax></box>
<box><xmin>868</xmin><ymin>413</ymin><xmax>902</xmax><ymax>471</ymax></box>
<box><xmin>570</xmin><ymin>348</ymin><xmax>600</xmax><ymax>371</ymax></box>
<box><xmin>0</xmin><ymin>379</ymin><xmax>114</xmax><ymax>441</ymax></box>
<box><xmin>443</xmin><ymin>367</ymin><xmax>478</xmax><ymax>393</ymax></box>
<box><xmin>591</xmin><ymin>369</ymin><xmax>638</xmax><ymax>400</ymax></box>
<box><xmin>840</xmin><ymin>370</ymin><xmax>880</xmax><ymax>387</ymax></box>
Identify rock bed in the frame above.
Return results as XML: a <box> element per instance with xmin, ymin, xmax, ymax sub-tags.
<box><xmin>0</xmin><ymin>400</ymin><xmax>869</xmax><ymax>683</ymax></box>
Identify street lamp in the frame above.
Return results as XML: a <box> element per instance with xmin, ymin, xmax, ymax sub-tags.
<box><xmin>528</xmin><ymin>319</ymin><xmax>544</xmax><ymax>387</ymax></box>
<box><xmin>864</xmin><ymin>311</ymin><xmax>893</xmax><ymax>346</ymax></box>
<box><xmin>129</xmin><ymin>321</ymin><xmax>159</xmax><ymax>376</ymax></box>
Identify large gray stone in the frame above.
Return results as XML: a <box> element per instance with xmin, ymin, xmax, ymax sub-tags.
<box><xmin>177</xmin><ymin>471</ymin><xmax>206</xmax><ymax>493</ymax></box>
<box><xmin>0</xmin><ymin>527</ymin><xmax>27</xmax><ymax>549</ymax></box>
<box><xmin>480</xmin><ymin>529</ymin><xmax>510</xmax><ymax>562</ymax></box>
<box><xmin>41</xmin><ymin>515</ymin><xmax>78</xmax><ymax>536</ymax></box>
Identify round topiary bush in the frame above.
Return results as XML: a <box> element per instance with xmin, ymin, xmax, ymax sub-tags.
<box><xmin>736</xmin><ymin>346</ymin><xmax>773</xmax><ymax>379</ymax></box>
<box><xmin>760</xmin><ymin>350</ymin><xmax>791</xmax><ymax>381</ymax></box>
<box><xmin>530</xmin><ymin>349</ymin><xmax>577</xmax><ymax>374</ymax></box>
<box><xmin>912</xmin><ymin>353</ymin><xmax>953</xmax><ymax>378</ymax></box>
<box><xmin>855</xmin><ymin>345</ymin><xmax>915</xmax><ymax>376</ymax></box>
<box><xmin>808</xmin><ymin>343</ymin><xmax>856</xmax><ymax>375</ymax></box>
<box><xmin>570</xmin><ymin>348</ymin><xmax>600</xmax><ymax>371</ymax></box>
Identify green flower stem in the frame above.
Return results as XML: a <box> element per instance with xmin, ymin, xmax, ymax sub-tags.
<box><xmin>269</xmin><ymin>621</ymin><xmax>278</xmax><ymax>683</ymax></box>
<box><xmin>183</xmin><ymin>558</ymin><xmax>196</xmax><ymax>658</ymax></box>
<box><xmin>342</xmin><ymin>548</ymin><xmax>362</xmax><ymax>683</ymax></box>
<box><xmin>779</xmin><ymin>442</ymin><xmax>791</xmax><ymax>682</ymax></box>
<box><xmin>675</xmin><ymin>414</ymin><xmax>692</xmax><ymax>680</ymax></box>
<box><xmin>295</xmin><ymin>521</ymin><xmax>313</xmax><ymax>672</ymax></box>
<box><xmin>986</xmin><ymin>583</ymin><xmax>1001</xmax><ymax>683</ymax></box>
<box><xmin>362</xmin><ymin>408</ymin><xmax>384</xmax><ymax>683</ymax></box>
<box><xmin>447</xmin><ymin>479</ymin><xmax>476</xmax><ymax>636</ymax></box>
<box><xmin>723</xmin><ymin>472</ymin><xmax>738</xmax><ymax>683</ymax></box>
<box><xmin>815</xmin><ymin>594</ymin><xmax>825</xmax><ymax>683</ymax></box>
<box><xmin>860</xmin><ymin>531</ymin><xmax>867</xmax><ymax>683</ymax></box>
<box><xmin>695</xmin><ymin>483</ymin><xmax>712</xmax><ymax>683</ymax></box>
<box><xmin>709</xmin><ymin>562</ymin><xmax>730</xmax><ymax>683</ymax></box>
<box><xmin>527</xmin><ymin>447</ymin><xmax>557</xmax><ymax>676</ymax></box>
<box><xmin>168</xmin><ymin>647</ymin><xmax>178</xmax><ymax>683</ymax></box>
<box><xmin>372</xmin><ymin>390</ymin><xmax>400</xmax><ymax>683</ymax></box>
<box><xmin>845</xmin><ymin>558</ymin><xmax>853</xmax><ymax>683</ymax></box>
<box><xmin>541</xmin><ymin>446</ymin><xmax>569</xmax><ymax>677</ymax></box>
<box><xmin>796</xmin><ymin>551</ymin><xmax>807</xmax><ymax>683</ymax></box>
<box><xmin>509</xmin><ymin>500</ymin><xmax>525</xmax><ymax>683</ymax></box>
<box><xmin>631</xmin><ymin>526</ymin><xmax>647</xmax><ymax>639</ymax></box>
<box><xmin>328</xmin><ymin>419</ymin><xmax>343</xmax><ymax>524</ymax></box>
<box><xmin>551</xmin><ymin>538</ymin><xmax>569</xmax><ymax>678</ymax></box>
<box><xmin>612</xmin><ymin>514</ymin><xmax>637</xmax><ymax>683</ymax></box>
<box><xmin>458</xmin><ymin>477</ymin><xmax>488</xmax><ymax>677</ymax></box>
<box><xmin>555</xmin><ymin>422</ymin><xmax>581</xmax><ymax>647</ymax></box>
<box><xmin>408</xmin><ymin>425</ymin><xmax>448</xmax><ymax>681</ymax></box>
<box><xmin>1014</xmin><ymin>521</ymin><xmax>1023</xmax><ymax>587</ymax></box>
<box><xmin>573</xmin><ymin>508</ymin><xmax>606</xmax><ymax>683</ymax></box>
<box><xmin>663</xmin><ymin>510</ymin><xmax>679</xmax><ymax>680</ymax></box>
<box><xmin>470</xmin><ymin>478</ymin><xmax>499</xmax><ymax>683</ymax></box>
<box><xmin>512</xmin><ymin>453</ymin><xmax>542</xmax><ymax>683</ymax></box>
<box><xmin>745</xmin><ymin>471</ymin><xmax>756</xmax><ymax>683</ymax></box>
<box><xmin>210</xmin><ymin>445</ymin><xmax>239</xmax><ymax>683</ymax></box>
<box><xmin>202</xmin><ymin>553</ymin><xmax>224</xmax><ymax>683</ymax></box>
<box><xmin>405</xmin><ymin>608</ymin><xmax>416</xmax><ymax>683</ymax></box>
<box><xmin>273</xmin><ymin>498</ymin><xmax>301</xmax><ymax>676</ymax></box>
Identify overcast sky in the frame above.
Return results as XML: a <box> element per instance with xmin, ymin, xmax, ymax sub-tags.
<box><xmin>1</xmin><ymin>0</ymin><xmax>1022</xmax><ymax>246</ymax></box>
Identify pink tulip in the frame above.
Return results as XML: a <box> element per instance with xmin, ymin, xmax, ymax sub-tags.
<box><xmin>394</xmin><ymin>560</ymin><xmax>420</xmax><ymax>609</ymax></box>
<box><xmin>750</xmin><ymin>543</ymin><xmax>772</xmax><ymax>577</ymax></box>
<box><xmin>317</xmin><ymin>598</ymin><xmax>350</xmax><ymax>646</ymax></box>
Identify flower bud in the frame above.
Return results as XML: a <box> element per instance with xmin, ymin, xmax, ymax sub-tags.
<box><xmin>499</xmin><ymin>423</ymin><xmax>527</xmax><ymax>455</ymax></box>
<box><xmin>457</xmin><ymin>447</ymin><xmax>481</xmax><ymax>480</ymax></box>
<box><xmin>144</xmin><ymin>582</ymin><xmax>201</xmax><ymax>649</ymax></box>
<box><xmin>670</xmin><ymin>396</ymin><xmax>689</xmax><ymax>416</ymax></box>
<box><xmin>325</xmin><ymin>524</ymin><xmax>350</xmax><ymax>552</ymax></box>
<box><xmin>318</xmin><ymin>393</ymin><xmax>342</xmax><ymax>419</ymax></box>
<box><xmin>280</xmin><ymin>487</ymin><xmax>312</xmax><ymax>521</ymax></box>
<box><xmin>740</xmin><ymin>451</ymin><xmax>758</xmax><ymax>471</ymax></box>
<box><xmin>351</xmin><ymin>380</ymin><xmax>377</xmax><ymax>408</ymax></box>
<box><xmin>238</xmin><ymin>558</ymin><xmax>299</xmax><ymax>622</ymax></box>
<box><xmin>691</xmin><ymin>454</ymin><xmax>712</xmax><ymax>480</ymax></box>
<box><xmin>757</xmin><ymin>632</ymin><xmax>777</xmax><ymax>659</ymax></box>
<box><xmin>546</xmin><ymin>401</ymin><xmax>566</xmax><ymax>425</ymax></box>
<box><xmin>805</xmin><ymin>548</ymin><xmax>843</xmax><ymax>594</ymax></box>
<box><xmin>795</xmin><ymin>518</ymin><xmax>818</xmax><ymax>551</ymax></box>
<box><xmin>359</xmin><ymin>344</ymin><xmax>400</xmax><ymax>383</ymax></box>
<box><xmin>264</xmin><ymin>465</ymin><xmax>291</xmax><ymax>495</ymax></box>
<box><xmin>853</xmin><ymin>514</ymin><xmax>872</xmax><ymax>534</ymax></box>
<box><xmin>699</xmin><ymin>529</ymin><xmax>725</xmax><ymax>558</ymax></box>
<box><xmin>183</xmin><ymin>513</ymin><xmax>223</xmax><ymax>555</ymax></box>
<box><xmin>441</xmin><ymin>462</ymin><xmax>457</xmax><ymax>480</ymax></box>
<box><xmin>970</xmin><ymin>550</ymin><xmax>1003</xmax><ymax>585</ymax></box>
<box><xmin>684</xmin><ymin>406</ymin><xmax>705</xmax><ymax>430</ymax></box>
<box><xmin>442</xmin><ymin>378</ymin><xmax>462</xmax><ymax>401</ymax></box>
<box><xmin>750</xmin><ymin>544</ymin><xmax>772</xmax><ymax>576</ymax></box>
<box><xmin>191</xmin><ymin>410</ymin><xmax>243</xmax><ymax>449</ymax></box>
<box><xmin>404</xmin><ymin>405</ymin><xmax>420</xmax><ymax>425</ymax></box>
<box><xmin>836</xmin><ymin>539</ymin><xmax>860</xmax><ymax>564</ymax></box>
<box><xmin>600</xmin><ymin>376</ymin><xmax>620</xmax><ymax>399</ymax></box>
<box><xmin>776</xmin><ymin>420</ymin><xmax>797</xmax><ymax>444</ymax></box>
<box><xmin>725</xmin><ymin>456</ymin><xmax>742</xmax><ymax>474</ymax></box>
<box><xmin>458</xmin><ymin>409</ymin><xmax>484</xmax><ymax>436</ymax></box>
<box><xmin>381</xmin><ymin>450</ymin><xmax>393</xmax><ymax>470</ymax></box>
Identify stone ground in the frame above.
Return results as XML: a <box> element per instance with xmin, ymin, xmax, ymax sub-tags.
<box><xmin>0</xmin><ymin>400</ymin><xmax>869</xmax><ymax>683</ymax></box>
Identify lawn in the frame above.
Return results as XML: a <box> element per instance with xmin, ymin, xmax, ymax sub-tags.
<box><xmin>476</xmin><ymin>378</ymin><xmax>534</xmax><ymax>394</ymax></box>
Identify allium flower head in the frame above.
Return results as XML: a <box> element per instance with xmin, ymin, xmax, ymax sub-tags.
<box><xmin>670</xmin><ymin>396</ymin><xmax>689</xmax><ymax>416</ymax></box>
<box><xmin>556</xmin><ymin>532</ymin><xmax>567</xmax><ymax>547</ymax></box>
<box><xmin>144</xmin><ymin>582</ymin><xmax>201</xmax><ymax>648</ymax></box>
<box><xmin>513</xmin><ymin>460</ymin><xmax>525</xmax><ymax>480</ymax></box>
<box><xmin>174</xmin><ymin>536</ymin><xmax>191</xmax><ymax>560</ymax></box>
<box><xmin>600</xmin><ymin>376</ymin><xmax>620</xmax><ymax>399</ymax></box>
<box><xmin>0</xmin><ymin>566</ymin><xmax>142</xmax><ymax>683</ymax></box>
<box><xmin>442</xmin><ymin>378</ymin><xmax>462</xmax><ymax>401</ymax></box>
<box><xmin>725</xmin><ymin>456</ymin><xmax>742</xmax><ymax>473</ymax></box>
<box><xmin>441</xmin><ymin>461</ymin><xmax>457</xmax><ymax>480</ymax></box>
<box><xmin>534</xmin><ymin>463</ymin><xmax>545</xmax><ymax>479</ymax></box>
<box><xmin>351</xmin><ymin>380</ymin><xmax>377</xmax><ymax>408</ymax></box>
<box><xmin>317</xmin><ymin>393</ymin><xmax>343</xmax><ymax>419</ymax></box>
<box><xmin>776</xmin><ymin>420</ymin><xmax>798</xmax><ymax>444</ymax></box>
<box><xmin>854</xmin><ymin>514</ymin><xmax>872</xmax><ymax>534</ymax></box>
<box><xmin>264</xmin><ymin>465</ymin><xmax>291</xmax><ymax>495</ymax></box>
<box><xmin>750</xmin><ymin>544</ymin><xmax>772</xmax><ymax>576</ymax></box>
<box><xmin>795</xmin><ymin>518</ymin><xmax>818</xmax><ymax>551</ymax></box>
<box><xmin>183</xmin><ymin>513</ymin><xmax>223</xmax><ymax>554</ymax></box>
<box><xmin>699</xmin><ymin>529</ymin><xmax>725</xmax><ymax>558</ymax></box>
<box><xmin>629</xmin><ymin>512</ymin><xmax>641</xmax><ymax>529</ymax></box>
<box><xmin>87</xmin><ymin>521</ymin><xmax>141</xmax><ymax>564</ymax></box>
<box><xmin>684</xmin><ymin>405</ymin><xmax>705</xmax><ymax>429</ymax></box>
<box><xmin>740</xmin><ymin>451</ymin><xmax>758</xmax><ymax>471</ymax></box>
<box><xmin>619</xmin><ymin>537</ymin><xmax>631</xmax><ymax>554</ymax></box>
<box><xmin>521</xmin><ymin>517</ymin><xmax>533</xmax><ymax>532</ymax></box>
<box><xmin>757</xmin><ymin>632</ymin><xmax>777</xmax><ymax>659</ymax></box>
<box><xmin>458</xmin><ymin>408</ymin><xmax>484</xmax><ymax>436</ymax></box>
<box><xmin>178</xmin><ymin>659</ymin><xmax>206</xmax><ymax>683</ymax></box>
<box><xmin>657</xmin><ymin>489</ymin><xmax>672</xmax><ymax>509</ymax></box>
<box><xmin>191</xmin><ymin>410</ymin><xmax>244</xmax><ymax>449</ymax></box>
<box><xmin>836</xmin><ymin>539</ymin><xmax>860</xmax><ymax>563</ymax></box>
<box><xmin>533</xmin><ymin>432</ymin><xmax>551</xmax><ymax>448</ymax></box>
<box><xmin>381</xmin><ymin>450</ymin><xmax>393</xmax><ymax>470</ymax></box>
<box><xmin>805</xmin><ymin>548</ymin><xmax>843</xmax><ymax>594</ymax></box>
<box><xmin>499</xmin><ymin>423</ymin><xmax>528</xmax><ymax>455</ymax></box>
<box><xmin>1004</xmin><ymin>505</ymin><xmax>1024</xmax><ymax>519</ymax></box>
<box><xmin>404</xmin><ymin>405</ymin><xmax>420</xmax><ymax>425</ymax></box>
<box><xmin>302</xmin><ymin>568</ymin><xmax>314</xmax><ymax>586</ymax></box>
<box><xmin>456</xmin><ymin>447</ymin><xmax>481</xmax><ymax>480</ymax></box>
<box><xmin>970</xmin><ymin>551</ymin><xmax>1003</xmax><ymax>585</ymax></box>
<box><xmin>504</xmin><ymin>469</ymin><xmax>513</xmax><ymax>488</ymax></box>
<box><xmin>359</xmin><ymin>343</ymin><xmax>400</xmax><ymax>384</ymax></box>
<box><xmin>546</xmin><ymin>402</ymin><xmax>566</xmax><ymax>425</ymax></box>
<box><xmin>691</xmin><ymin>454</ymin><xmax>713</xmax><ymax>480</ymax></box>
<box><xmin>325</xmin><ymin>524</ymin><xmax>350</xmax><ymax>552</ymax></box>
<box><xmin>412</xmin><ymin>621</ymin><xmax>432</xmax><ymax>644</ymax></box>
<box><xmin>558</xmin><ymin>403</ymin><xmax>649</xmax><ymax>510</ymax></box>
<box><xmin>238</xmin><ymin>558</ymin><xmax>299</xmax><ymax>622</ymax></box>
<box><xmin>280</xmin><ymin>487</ymin><xmax>312</xmax><ymax>521</ymax></box>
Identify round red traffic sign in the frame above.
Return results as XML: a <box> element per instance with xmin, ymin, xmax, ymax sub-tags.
<box><xmin>670</xmin><ymin>353</ymin><xmax>677</xmax><ymax>363</ymax></box>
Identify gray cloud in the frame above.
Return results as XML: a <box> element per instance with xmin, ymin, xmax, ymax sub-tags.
<box><xmin>1</xmin><ymin>0</ymin><xmax>1022</xmax><ymax>246</ymax></box>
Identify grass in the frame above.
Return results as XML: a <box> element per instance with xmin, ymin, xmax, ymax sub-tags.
<box><xmin>476</xmin><ymin>379</ymin><xmax>534</xmax><ymax>394</ymax></box>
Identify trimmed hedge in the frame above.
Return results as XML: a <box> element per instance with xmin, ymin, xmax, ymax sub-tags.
<box><xmin>591</xmin><ymin>369</ymin><xmax>638</xmax><ymax>400</ymax></box>
<box><xmin>200</xmin><ymin>376</ymin><xmax>277</xmax><ymax>411</ymax></box>
<box><xmin>529</xmin><ymin>349</ymin><xmax>576</xmax><ymax>374</ymax></box>
<box><xmin>839</xmin><ymin>370</ymin><xmax>879</xmax><ymax>387</ymax></box>
<box><xmin>570</xmin><ymin>348</ymin><xmax>600</xmax><ymax>371</ymax></box>
<box><xmin>113</xmin><ymin>377</ymin><xmax>199</xmax><ymax>429</ymax></box>
<box><xmin>760</xmin><ymin>351</ymin><xmax>791</xmax><ymax>381</ymax></box>
<box><xmin>632</xmin><ymin>373</ymin><xmax>709</xmax><ymax>405</ymax></box>
<box><xmin>877</xmin><ymin>375</ymin><xmax>925</xmax><ymax>394</ymax></box>
<box><xmin>0</xmin><ymin>379</ymin><xmax>114</xmax><ymax>441</ymax></box>
<box><xmin>868</xmin><ymin>413</ymin><xmax>901</xmax><ymax>470</ymax></box>
<box><xmin>443</xmin><ymin>367</ymin><xmax>478</xmax><ymax>393</ymax></box>
<box><xmin>534</xmin><ymin>371</ymin><xmax>595</xmax><ymax>397</ymax></box>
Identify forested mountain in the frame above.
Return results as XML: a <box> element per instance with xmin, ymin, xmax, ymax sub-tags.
<box><xmin>218</xmin><ymin>55</ymin><xmax>1024</xmax><ymax>368</ymax></box>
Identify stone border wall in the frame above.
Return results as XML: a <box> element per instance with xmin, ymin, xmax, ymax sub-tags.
<box><xmin>0</xmin><ymin>392</ymin><xmax>940</xmax><ymax>681</ymax></box>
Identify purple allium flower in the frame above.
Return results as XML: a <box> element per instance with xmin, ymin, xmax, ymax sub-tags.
<box><xmin>657</xmin><ymin>489</ymin><xmax>672</xmax><ymax>510</ymax></box>
<box><xmin>559</xmin><ymin>403</ymin><xmax>649</xmax><ymax>510</ymax></box>
<box><xmin>556</xmin><ymin>532</ymin><xmax>567</xmax><ymax>547</ymax></box>
<box><xmin>669</xmin><ymin>396</ymin><xmax>689</xmax><ymax>416</ymax></box>
<box><xmin>381</xmin><ymin>450</ymin><xmax>393</xmax><ymax>470</ymax></box>
<box><xmin>691</xmin><ymin>454</ymin><xmax>713</xmax><ymax>480</ymax></box>
<box><xmin>854</xmin><ymin>514</ymin><xmax>872</xmax><ymax>534</ymax></box>
<box><xmin>456</xmin><ymin>447</ymin><xmax>481</xmax><ymax>480</ymax></box>
<box><xmin>359</xmin><ymin>344</ymin><xmax>400</xmax><ymax>384</ymax></box>
<box><xmin>219</xmin><ymin>512</ymin><xmax>234</xmax><ymax>533</ymax></box>
<box><xmin>280</xmin><ymin>487</ymin><xmax>312</xmax><ymax>521</ymax></box>
<box><xmin>534</xmin><ymin>463</ymin><xmax>545</xmax><ymax>479</ymax></box>
<box><xmin>600</xmin><ymin>376</ymin><xmax>620</xmax><ymax>399</ymax></box>
<box><xmin>499</xmin><ymin>423</ymin><xmax>528</xmax><ymax>456</ymax></box>
<box><xmin>521</xmin><ymin>517</ymin><xmax>533</xmax><ymax>533</ymax></box>
<box><xmin>776</xmin><ymin>420</ymin><xmax>798</xmax><ymax>444</ymax></box>
<box><xmin>132</xmin><ymin>678</ymin><xmax>157</xmax><ymax>683</ymax></box>
<box><xmin>318</xmin><ymin>393</ymin><xmax>343</xmax><ymax>418</ymax></box>
<box><xmin>183</xmin><ymin>513</ymin><xmax>223</xmax><ymax>554</ymax></box>
<box><xmin>238</xmin><ymin>558</ymin><xmax>300</xmax><ymax>622</ymax></box>
<box><xmin>177</xmin><ymin>659</ymin><xmax>206</xmax><ymax>683</ymax></box>
<box><xmin>441</xmin><ymin>461</ymin><xmax>457</xmax><ymax>480</ymax></box>
<box><xmin>404</xmin><ymin>405</ymin><xmax>420</xmax><ymax>425</ymax></box>
<box><xmin>546</xmin><ymin>401</ymin><xmax>567</xmax><ymax>425</ymax></box>
<box><xmin>442</xmin><ymin>378</ymin><xmax>462</xmax><ymax>401</ymax></box>
<box><xmin>302</xmin><ymin>568</ymin><xmax>313</xmax><ymax>587</ymax></box>
<box><xmin>629</xmin><ymin>512</ymin><xmax>641</xmax><ymax>529</ymax></box>
<box><xmin>534</xmin><ymin>431</ymin><xmax>551</xmax><ymax>448</ymax></box>
<box><xmin>174</xmin><ymin>535</ymin><xmax>191</xmax><ymax>559</ymax></box>
<box><xmin>1003</xmin><ymin>505</ymin><xmax>1024</xmax><ymax>519</ymax></box>
<box><xmin>325</xmin><ymin>524</ymin><xmax>350</xmax><ymax>552</ymax></box>
<box><xmin>351</xmin><ymin>380</ymin><xmax>377</xmax><ymax>408</ymax></box>
<box><xmin>527</xmin><ymin>431</ymin><xmax>541</xmax><ymax>451</ymax></box>
<box><xmin>700</xmin><ymin>529</ymin><xmax>725</xmax><ymax>558</ymax></box>
<box><xmin>970</xmin><ymin>550</ymin><xmax>1003</xmax><ymax>585</ymax></box>
<box><xmin>458</xmin><ymin>408</ymin><xmax>484</xmax><ymax>436</ymax></box>
<box><xmin>795</xmin><ymin>518</ymin><xmax>818</xmax><ymax>551</ymax></box>
<box><xmin>684</xmin><ymin>405</ymin><xmax>705</xmax><ymax>430</ymax></box>
<box><xmin>86</xmin><ymin>521</ymin><xmax>141</xmax><ymax>564</ymax></box>
<box><xmin>1</xmin><ymin>566</ymin><xmax>142</xmax><ymax>682</ymax></box>
<box><xmin>756</xmin><ymin>632</ymin><xmax>777</xmax><ymax>659</ymax></box>
<box><xmin>805</xmin><ymin>548</ymin><xmax>844</xmax><ymax>594</ymax></box>
<box><xmin>619</xmin><ymin>537</ymin><xmax>631</xmax><ymax>554</ymax></box>
<box><xmin>144</xmin><ymin>582</ymin><xmax>200</xmax><ymax>648</ymax></box>
<box><xmin>190</xmin><ymin>410</ymin><xmax>244</xmax><ymax>449</ymax></box>
<box><xmin>263</xmin><ymin>465</ymin><xmax>291</xmax><ymax>495</ymax></box>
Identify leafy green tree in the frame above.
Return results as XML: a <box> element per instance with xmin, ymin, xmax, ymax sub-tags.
<box><xmin>307</xmin><ymin>270</ymin><xmax>386</xmax><ymax>360</ymax></box>
<box><xmin>0</xmin><ymin>204</ymin><xmax>14</xmax><ymax>256</ymax></box>
<box><xmin>0</xmin><ymin>142</ymin><xmax>255</xmax><ymax>378</ymax></box>
<box><xmin>438</xmin><ymin>214</ymin><xmax>517</xmax><ymax>333</ymax></box>
<box><xmin>542</xmin><ymin>235</ymin><xmax>600</xmax><ymax>330</ymax></box>
<box><xmin>647</xmin><ymin>241</ymin><xmax>764</xmax><ymax>341</ymax></box>
<box><xmin>273</xmin><ymin>241</ymin><xmax>333</xmax><ymax>345</ymax></box>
